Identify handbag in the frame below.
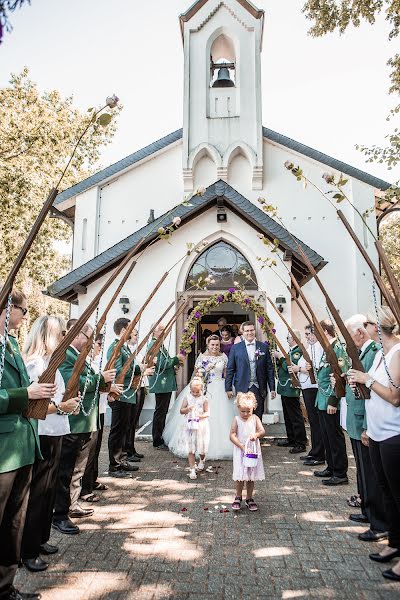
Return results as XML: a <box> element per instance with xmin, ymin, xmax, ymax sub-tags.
<box><xmin>242</xmin><ymin>438</ymin><xmax>258</xmax><ymax>468</ymax></box>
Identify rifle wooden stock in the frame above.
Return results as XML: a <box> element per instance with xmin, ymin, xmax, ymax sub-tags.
<box><xmin>104</xmin><ymin>271</ymin><xmax>169</xmax><ymax>371</ymax></box>
<box><xmin>108</xmin><ymin>301</ymin><xmax>175</xmax><ymax>401</ymax></box>
<box><xmin>267</xmin><ymin>296</ymin><xmax>316</xmax><ymax>385</ymax></box>
<box><xmin>294</xmin><ymin>246</ymin><xmax>370</xmax><ymax>400</ymax></box>
<box><xmin>337</xmin><ymin>209</ymin><xmax>400</xmax><ymax>324</ymax></box>
<box><xmin>0</xmin><ymin>188</ymin><xmax>58</xmax><ymax>312</ymax></box>
<box><xmin>375</xmin><ymin>240</ymin><xmax>400</xmax><ymax>315</ymax></box>
<box><xmin>289</xmin><ymin>275</ymin><xmax>346</xmax><ymax>398</ymax></box>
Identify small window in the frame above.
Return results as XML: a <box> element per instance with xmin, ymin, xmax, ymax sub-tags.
<box><xmin>81</xmin><ymin>218</ymin><xmax>87</xmax><ymax>251</ymax></box>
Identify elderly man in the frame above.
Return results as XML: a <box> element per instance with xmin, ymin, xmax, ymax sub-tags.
<box><xmin>342</xmin><ymin>314</ymin><xmax>387</xmax><ymax>541</ymax></box>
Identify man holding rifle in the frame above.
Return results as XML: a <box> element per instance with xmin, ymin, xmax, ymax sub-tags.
<box><xmin>0</xmin><ymin>287</ymin><xmax>57</xmax><ymax>600</ymax></box>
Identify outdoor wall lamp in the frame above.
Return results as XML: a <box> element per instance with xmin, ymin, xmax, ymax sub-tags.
<box><xmin>275</xmin><ymin>296</ymin><xmax>286</xmax><ymax>313</ymax></box>
<box><xmin>119</xmin><ymin>296</ymin><xmax>130</xmax><ymax>314</ymax></box>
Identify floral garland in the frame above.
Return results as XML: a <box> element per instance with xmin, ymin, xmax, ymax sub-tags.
<box><xmin>179</xmin><ymin>288</ymin><xmax>275</xmax><ymax>356</ymax></box>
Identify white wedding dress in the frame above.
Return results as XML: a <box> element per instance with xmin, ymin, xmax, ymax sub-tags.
<box><xmin>163</xmin><ymin>352</ymin><xmax>237</xmax><ymax>460</ymax></box>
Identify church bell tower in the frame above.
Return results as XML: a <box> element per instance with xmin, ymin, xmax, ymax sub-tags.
<box><xmin>179</xmin><ymin>0</ymin><xmax>265</xmax><ymax>191</ymax></box>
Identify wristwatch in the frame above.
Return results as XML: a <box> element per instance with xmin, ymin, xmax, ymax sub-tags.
<box><xmin>365</xmin><ymin>378</ymin><xmax>375</xmax><ymax>389</ymax></box>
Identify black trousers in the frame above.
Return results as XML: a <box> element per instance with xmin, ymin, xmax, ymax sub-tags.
<box><xmin>250</xmin><ymin>385</ymin><xmax>264</xmax><ymax>421</ymax></box>
<box><xmin>281</xmin><ymin>395</ymin><xmax>307</xmax><ymax>446</ymax></box>
<box><xmin>351</xmin><ymin>438</ymin><xmax>387</xmax><ymax>533</ymax></box>
<box><xmin>126</xmin><ymin>387</ymin><xmax>146</xmax><ymax>455</ymax></box>
<box><xmin>81</xmin><ymin>423</ymin><xmax>101</xmax><ymax>497</ymax></box>
<box><xmin>152</xmin><ymin>392</ymin><xmax>172</xmax><ymax>447</ymax></box>
<box><xmin>108</xmin><ymin>401</ymin><xmax>131</xmax><ymax>469</ymax></box>
<box><xmin>302</xmin><ymin>388</ymin><xmax>325</xmax><ymax>460</ymax></box>
<box><xmin>22</xmin><ymin>436</ymin><xmax>63</xmax><ymax>559</ymax></box>
<box><xmin>369</xmin><ymin>435</ymin><xmax>400</xmax><ymax>548</ymax></box>
<box><xmin>0</xmin><ymin>464</ymin><xmax>32</xmax><ymax>599</ymax></box>
<box><xmin>53</xmin><ymin>432</ymin><xmax>92</xmax><ymax>522</ymax></box>
<box><xmin>318</xmin><ymin>409</ymin><xmax>348</xmax><ymax>478</ymax></box>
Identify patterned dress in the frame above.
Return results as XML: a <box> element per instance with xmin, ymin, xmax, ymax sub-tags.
<box><xmin>232</xmin><ymin>415</ymin><xmax>265</xmax><ymax>482</ymax></box>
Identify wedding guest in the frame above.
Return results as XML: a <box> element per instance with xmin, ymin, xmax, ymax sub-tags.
<box><xmin>231</xmin><ymin>324</ymin><xmax>239</xmax><ymax>339</ymax></box>
<box><xmin>148</xmin><ymin>322</ymin><xmax>184</xmax><ymax>450</ymax></box>
<box><xmin>349</xmin><ymin>307</ymin><xmax>400</xmax><ymax>581</ymax></box>
<box><xmin>226</xmin><ymin>321</ymin><xmax>276</xmax><ymax>421</ymax></box>
<box><xmin>0</xmin><ymin>286</ymin><xmax>57</xmax><ymax>600</ymax></box>
<box><xmin>230</xmin><ymin>392</ymin><xmax>265</xmax><ymax>512</ymax></box>
<box><xmin>53</xmin><ymin>324</ymin><xmax>116</xmax><ymax>534</ymax></box>
<box><xmin>220</xmin><ymin>325</ymin><xmax>235</xmax><ymax>358</ymax></box>
<box><xmin>314</xmin><ymin>319</ymin><xmax>349</xmax><ymax>486</ymax></box>
<box><xmin>126</xmin><ymin>328</ymin><xmax>147</xmax><ymax>460</ymax></box>
<box><xmin>180</xmin><ymin>377</ymin><xmax>210</xmax><ymax>480</ymax></box>
<box><xmin>215</xmin><ymin>317</ymin><xmax>228</xmax><ymax>338</ymax></box>
<box><xmin>342</xmin><ymin>314</ymin><xmax>387</xmax><ymax>542</ymax></box>
<box><xmin>66</xmin><ymin>318</ymin><xmax>77</xmax><ymax>331</ymax></box>
<box><xmin>275</xmin><ymin>330</ymin><xmax>307</xmax><ymax>454</ymax></box>
<box><xmin>234</xmin><ymin>323</ymin><xmax>244</xmax><ymax>344</ymax></box>
<box><xmin>291</xmin><ymin>324</ymin><xmax>325</xmax><ymax>466</ymax></box>
<box><xmin>21</xmin><ymin>316</ymin><xmax>80</xmax><ymax>572</ymax></box>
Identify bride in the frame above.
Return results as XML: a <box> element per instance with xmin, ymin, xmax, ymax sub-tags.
<box><xmin>163</xmin><ymin>334</ymin><xmax>237</xmax><ymax>460</ymax></box>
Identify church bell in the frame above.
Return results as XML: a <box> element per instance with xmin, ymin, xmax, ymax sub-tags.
<box><xmin>212</xmin><ymin>66</ymin><xmax>235</xmax><ymax>88</ymax></box>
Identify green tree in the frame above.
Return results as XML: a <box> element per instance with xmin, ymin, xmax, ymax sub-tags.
<box><xmin>0</xmin><ymin>68</ymin><xmax>120</xmax><ymax>324</ymax></box>
<box><xmin>379</xmin><ymin>212</ymin><xmax>400</xmax><ymax>282</ymax></box>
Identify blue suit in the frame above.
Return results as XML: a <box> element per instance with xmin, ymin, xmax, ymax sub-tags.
<box><xmin>225</xmin><ymin>340</ymin><xmax>275</xmax><ymax>419</ymax></box>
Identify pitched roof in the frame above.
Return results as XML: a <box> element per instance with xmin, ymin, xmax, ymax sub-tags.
<box><xmin>53</xmin><ymin>127</ymin><xmax>390</xmax><ymax>209</ymax></box>
<box><xmin>47</xmin><ymin>180</ymin><xmax>325</xmax><ymax>303</ymax></box>
<box><xmin>179</xmin><ymin>0</ymin><xmax>264</xmax><ymax>28</ymax></box>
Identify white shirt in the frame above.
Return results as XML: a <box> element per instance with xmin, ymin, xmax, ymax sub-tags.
<box><xmin>298</xmin><ymin>341</ymin><xmax>324</xmax><ymax>390</ymax></box>
<box><xmin>245</xmin><ymin>340</ymin><xmax>256</xmax><ymax>361</ymax></box>
<box><xmin>360</xmin><ymin>339</ymin><xmax>372</xmax><ymax>355</ymax></box>
<box><xmin>92</xmin><ymin>354</ymin><xmax>108</xmax><ymax>415</ymax></box>
<box><xmin>25</xmin><ymin>356</ymin><xmax>70</xmax><ymax>436</ymax></box>
<box><xmin>366</xmin><ymin>342</ymin><xmax>400</xmax><ymax>442</ymax></box>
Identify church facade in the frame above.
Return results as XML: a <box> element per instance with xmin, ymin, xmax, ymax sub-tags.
<box><xmin>49</xmin><ymin>0</ymin><xmax>390</xmax><ymax>420</ymax></box>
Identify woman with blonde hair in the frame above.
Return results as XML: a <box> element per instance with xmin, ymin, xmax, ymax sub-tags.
<box><xmin>349</xmin><ymin>306</ymin><xmax>400</xmax><ymax>581</ymax></box>
<box><xmin>21</xmin><ymin>315</ymin><xmax>80</xmax><ymax>572</ymax></box>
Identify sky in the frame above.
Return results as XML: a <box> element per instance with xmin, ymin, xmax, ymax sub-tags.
<box><xmin>0</xmin><ymin>0</ymin><xmax>398</xmax><ymax>183</ymax></box>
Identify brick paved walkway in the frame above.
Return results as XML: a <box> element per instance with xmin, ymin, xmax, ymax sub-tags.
<box><xmin>16</xmin><ymin>432</ymin><xmax>399</xmax><ymax>600</ymax></box>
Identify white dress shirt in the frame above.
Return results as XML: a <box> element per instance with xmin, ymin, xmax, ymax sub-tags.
<box><xmin>297</xmin><ymin>341</ymin><xmax>324</xmax><ymax>390</ymax></box>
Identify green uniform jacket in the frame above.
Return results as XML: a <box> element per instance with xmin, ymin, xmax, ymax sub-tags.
<box><xmin>147</xmin><ymin>339</ymin><xmax>179</xmax><ymax>394</ymax></box>
<box><xmin>0</xmin><ymin>335</ymin><xmax>41</xmax><ymax>474</ymax></box>
<box><xmin>106</xmin><ymin>340</ymin><xmax>140</xmax><ymax>404</ymax></box>
<box><xmin>345</xmin><ymin>341</ymin><xmax>379</xmax><ymax>440</ymax></box>
<box><xmin>59</xmin><ymin>346</ymin><xmax>105</xmax><ymax>434</ymax></box>
<box><xmin>277</xmin><ymin>345</ymin><xmax>302</xmax><ymax>398</ymax></box>
<box><xmin>316</xmin><ymin>339</ymin><xmax>350</xmax><ymax>411</ymax></box>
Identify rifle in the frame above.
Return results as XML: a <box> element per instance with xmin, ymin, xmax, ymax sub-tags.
<box><xmin>0</xmin><ymin>188</ymin><xmax>58</xmax><ymax>312</ymax></box>
<box><xmin>266</xmin><ymin>327</ymin><xmax>300</xmax><ymax>389</ymax></box>
<box><xmin>107</xmin><ymin>301</ymin><xmax>175</xmax><ymax>401</ymax></box>
<box><xmin>266</xmin><ymin>296</ymin><xmax>316</xmax><ymax>385</ymax></box>
<box><xmin>375</xmin><ymin>240</ymin><xmax>400</xmax><ymax>317</ymax></box>
<box><xmin>294</xmin><ymin>245</ymin><xmax>370</xmax><ymax>400</ymax></box>
<box><xmin>337</xmin><ymin>209</ymin><xmax>400</xmax><ymax>325</ymax></box>
<box><xmin>104</xmin><ymin>271</ymin><xmax>169</xmax><ymax>371</ymax></box>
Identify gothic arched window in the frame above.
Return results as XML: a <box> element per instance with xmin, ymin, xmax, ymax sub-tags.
<box><xmin>185</xmin><ymin>241</ymin><xmax>257</xmax><ymax>290</ymax></box>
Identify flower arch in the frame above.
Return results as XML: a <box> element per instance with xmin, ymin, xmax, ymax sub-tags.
<box><xmin>179</xmin><ymin>288</ymin><xmax>275</xmax><ymax>356</ymax></box>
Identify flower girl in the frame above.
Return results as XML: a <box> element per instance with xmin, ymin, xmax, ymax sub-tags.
<box><xmin>180</xmin><ymin>377</ymin><xmax>210</xmax><ymax>480</ymax></box>
<box><xmin>230</xmin><ymin>392</ymin><xmax>265</xmax><ymax>511</ymax></box>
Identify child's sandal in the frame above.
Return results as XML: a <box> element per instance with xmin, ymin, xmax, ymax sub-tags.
<box><xmin>245</xmin><ymin>498</ymin><xmax>258</xmax><ymax>511</ymax></box>
<box><xmin>231</xmin><ymin>496</ymin><xmax>242</xmax><ymax>511</ymax></box>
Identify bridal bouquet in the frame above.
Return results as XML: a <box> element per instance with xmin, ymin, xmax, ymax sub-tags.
<box><xmin>196</xmin><ymin>359</ymin><xmax>216</xmax><ymax>386</ymax></box>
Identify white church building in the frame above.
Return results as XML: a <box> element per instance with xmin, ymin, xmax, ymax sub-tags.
<box><xmin>48</xmin><ymin>0</ymin><xmax>390</xmax><ymax>421</ymax></box>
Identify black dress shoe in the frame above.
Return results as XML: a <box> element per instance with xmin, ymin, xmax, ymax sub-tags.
<box><xmin>314</xmin><ymin>468</ymin><xmax>333</xmax><ymax>478</ymax></box>
<box><xmin>359</xmin><ymin>529</ymin><xmax>388</xmax><ymax>542</ymax></box>
<box><xmin>322</xmin><ymin>476</ymin><xmax>349</xmax><ymax>486</ymax></box>
<box><xmin>69</xmin><ymin>507</ymin><xmax>94</xmax><ymax>518</ymax></box>
<box><xmin>289</xmin><ymin>445</ymin><xmax>306</xmax><ymax>454</ymax></box>
<box><xmin>108</xmin><ymin>469</ymin><xmax>132</xmax><ymax>478</ymax></box>
<box><xmin>370</xmin><ymin>548</ymin><xmax>400</xmax><ymax>563</ymax></box>
<box><xmin>300</xmin><ymin>454</ymin><xmax>313</xmax><ymax>460</ymax></box>
<box><xmin>39</xmin><ymin>542</ymin><xmax>58</xmax><ymax>555</ymax></box>
<box><xmin>276</xmin><ymin>439</ymin><xmax>294</xmax><ymax>447</ymax></box>
<box><xmin>132</xmin><ymin>451</ymin><xmax>144</xmax><ymax>459</ymax></box>
<box><xmin>126</xmin><ymin>455</ymin><xmax>141</xmax><ymax>462</ymax></box>
<box><xmin>382</xmin><ymin>568</ymin><xmax>400</xmax><ymax>581</ymax></box>
<box><xmin>22</xmin><ymin>557</ymin><xmax>49</xmax><ymax>572</ymax></box>
<box><xmin>349</xmin><ymin>513</ymin><xmax>369</xmax><ymax>523</ymax></box>
<box><xmin>10</xmin><ymin>588</ymin><xmax>42</xmax><ymax>600</ymax></box>
<box><xmin>154</xmin><ymin>444</ymin><xmax>169</xmax><ymax>450</ymax></box>
<box><xmin>303</xmin><ymin>459</ymin><xmax>325</xmax><ymax>466</ymax></box>
<box><xmin>120</xmin><ymin>462</ymin><xmax>139</xmax><ymax>472</ymax></box>
<box><xmin>52</xmin><ymin>519</ymin><xmax>80</xmax><ymax>535</ymax></box>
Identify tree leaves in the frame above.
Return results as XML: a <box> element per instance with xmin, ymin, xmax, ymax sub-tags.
<box><xmin>97</xmin><ymin>113</ymin><xmax>112</xmax><ymax>127</ymax></box>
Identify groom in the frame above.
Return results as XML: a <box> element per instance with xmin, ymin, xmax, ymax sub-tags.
<box><xmin>225</xmin><ymin>321</ymin><xmax>276</xmax><ymax>420</ymax></box>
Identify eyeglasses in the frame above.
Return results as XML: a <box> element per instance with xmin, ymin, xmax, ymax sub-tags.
<box><xmin>13</xmin><ymin>304</ymin><xmax>28</xmax><ymax>316</ymax></box>
<box><xmin>80</xmin><ymin>330</ymin><xmax>90</xmax><ymax>340</ymax></box>
<box><xmin>363</xmin><ymin>321</ymin><xmax>375</xmax><ymax>328</ymax></box>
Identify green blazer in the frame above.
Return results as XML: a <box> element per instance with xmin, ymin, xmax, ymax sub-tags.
<box><xmin>277</xmin><ymin>345</ymin><xmax>302</xmax><ymax>398</ymax></box>
<box><xmin>316</xmin><ymin>339</ymin><xmax>350</xmax><ymax>411</ymax></box>
<box><xmin>147</xmin><ymin>339</ymin><xmax>179</xmax><ymax>394</ymax></box>
<box><xmin>345</xmin><ymin>341</ymin><xmax>379</xmax><ymax>440</ymax></box>
<box><xmin>59</xmin><ymin>346</ymin><xmax>105</xmax><ymax>434</ymax></box>
<box><xmin>106</xmin><ymin>339</ymin><xmax>140</xmax><ymax>404</ymax></box>
<box><xmin>0</xmin><ymin>335</ymin><xmax>41</xmax><ymax>474</ymax></box>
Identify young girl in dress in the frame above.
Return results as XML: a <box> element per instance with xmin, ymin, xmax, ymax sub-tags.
<box><xmin>230</xmin><ymin>392</ymin><xmax>265</xmax><ymax>511</ymax></box>
<box><xmin>180</xmin><ymin>377</ymin><xmax>210</xmax><ymax>480</ymax></box>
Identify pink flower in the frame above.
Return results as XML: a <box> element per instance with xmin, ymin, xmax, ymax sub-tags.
<box><xmin>172</xmin><ymin>217</ymin><xmax>181</xmax><ymax>227</ymax></box>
